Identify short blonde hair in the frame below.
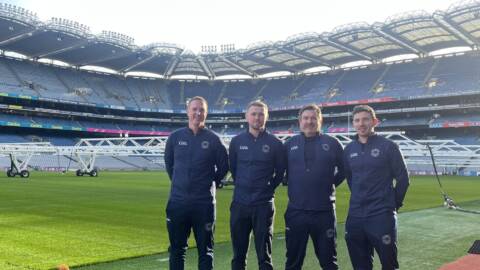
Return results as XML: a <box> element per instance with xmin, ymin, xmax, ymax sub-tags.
<box><xmin>187</xmin><ymin>96</ymin><xmax>208</xmax><ymax>111</ymax></box>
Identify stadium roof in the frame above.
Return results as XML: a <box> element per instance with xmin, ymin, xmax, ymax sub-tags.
<box><xmin>0</xmin><ymin>1</ymin><xmax>479</xmax><ymax>79</ymax></box>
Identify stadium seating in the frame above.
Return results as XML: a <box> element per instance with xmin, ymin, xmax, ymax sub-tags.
<box><xmin>0</xmin><ymin>52</ymin><xmax>479</xmax><ymax>172</ymax></box>
<box><xmin>1</xmin><ymin>54</ymin><xmax>480</xmax><ymax>113</ymax></box>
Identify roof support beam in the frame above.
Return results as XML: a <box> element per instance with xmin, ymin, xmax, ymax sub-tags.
<box><xmin>328</xmin><ymin>31</ymin><xmax>380</xmax><ymax>60</ymax></box>
<box><xmin>0</xmin><ymin>31</ymin><xmax>35</xmax><ymax>46</ymax></box>
<box><xmin>283</xmin><ymin>39</ymin><xmax>343</xmax><ymax>66</ymax></box>
<box><xmin>220</xmin><ymin>56</ymin><xmax>256</xmax><ymax>77</ymax></box>
<box><xmin>73</xmin><ymin>51</ymin><xmax>130</xmax><ymax>66</ymax></box>
<box><xmin>122</xmin><ymin>54</ymin><xmax>157</xmax><ymax>72</ymax></box>
<box><xmin>246</xmin><ymin>53</ymin><xmax>299</xmax><ymax>73</ymax></box>
<box><xmin>412</xmin><ymin>33</ymin><xmax>460</xmax><ymax>44</ymax></box>
<box><xmin>197</xmin><ymin>57</ymin><xmax>215</xmax><ymax>79</ymax></box>
<box><xmin>435</xmin><ymin>14</ymin><xmax>478</xmax><ymax>46</ymax></box>
<box><xmin>163</xmin><ymin>57</ymin><xmax>180</xmax><ymax>78</ymax></box>
<box><xmin>373</xmin><ymin>27</ymin><xmax>424</xmax><ymax>55</ymax></box>
<box><xmin>275</xmin><ymin>46</ymin><xmax>332</xmax><ymax>67</ymax></box>
<box><xmin>35</xmin><ymin>41</ymin><xmax>87</xmax><ymax>58</ymax></box>
<box><xmin>298</xmin><ymin>49</ymin><xmax>337</xmax><ymax>66</ymax></box>
<box><xmin>380</xmin><ymin>27</ymin><xmax>430</xmax><ymax>55</ymax></box>
<box><xmin>382</xmin><ymin>20</ymin><xmax>475</xmax><ymax>53</ymax></box>
<box><xmin>320</xmin><ymin>36</ymin><xmax>373</xmax><ymax>61</ymax></box>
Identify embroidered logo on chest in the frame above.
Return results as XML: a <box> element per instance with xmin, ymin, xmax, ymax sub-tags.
<box><xmin>371</xmin><ymin>148</ymin><xmax>380</xmax><ymax>157</ymax></box>
<box><xmin>322</xmin><ymin>144</ymin><xmax>330</xmax><ymax>151</ymax></box>
<box><xmin>262</xmin><ymin>144</ymin><xmax>270</xmax><ymax>153</ymax></box>
<box><xmin>178</xmin><ymin>141</ymin><xmax>188</xmax><ymax>146</ymax></box>
<box><xmin>239</xmin><ymin>145</ymin><xmax>248</xmax><ymax>150</ymax></box>
<box><xmin>350</xmin><ymin>153</ymin><xmax>358</xmax><ymax>158</ymax></box>
<box><xmin>201</xmin><ymin>141</ymin><xmax>209</xmax><ymax>149</ymax></box>
<box><xmin>290</xmin><ymin>145</ymin><xmax>298</xmax><ymax>151</ymax></box>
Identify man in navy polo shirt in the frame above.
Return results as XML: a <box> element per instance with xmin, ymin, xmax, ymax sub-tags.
<box><xmin>164</xmin><ymin>96</ymin><xmax>229</xmax><ymax>270</ymax></box>
<box><xmin>229</xmin><ymin>100</ymin><xmax>286</xmax><ymax>270</ymax></box>
<box><xmin>343</xmin><ymin>105</ymin><xmax>410</xmax><ymax>270</ymax></box>
<box><xmin>284</xmin><ymin>104</ymin><xmax>345</xmax><ymax>270</ymax></box>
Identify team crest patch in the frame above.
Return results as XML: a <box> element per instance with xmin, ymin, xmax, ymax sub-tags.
<box><xmin>382</xmin><ymin>234</ymin><xmax>391</xmax><ymax>245</ymax></box>
<box><xmin>205</xmin><ymin>222</ymin><xmax>214</xmax><ymax>231</ymax></box>
<box><xmin>322</xmin><ymin>144</ymin><xmax>330</xmax><ymax>151</ymax></box>
<box><xmin>326</xmin><ymin>228</ymin><xmax>335</xmax><ymax>238</ymax></box>
<box><xmin>371</xmin><ymin>148</ymin><xmax>380</xmax><ymax>157</ymax></box>
<box><xmin>262</xmin><ymin>144</ymin><xmax>270</xmax><ymax>153</ymax></box>
<box><xmin>201</xmin><ymin>141</ymin><xmax>209</xmax><ymax>149</ymax></box>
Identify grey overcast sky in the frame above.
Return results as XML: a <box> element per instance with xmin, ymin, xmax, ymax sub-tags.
<box><xmin>4</xmin><ymin>0</ymin><xmax>462</xmax><ymax>53</ymax></box>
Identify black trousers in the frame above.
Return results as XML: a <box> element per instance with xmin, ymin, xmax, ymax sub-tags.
<box><xmin>345</xmin><ymin>212</ymin><xmax>399</xmax><ymax>270</ymax></box>
<box><xmin>230</xmin><ymin>201</ymin><xmax>275</xmax><ymax>270</ymax></box>
<box><xmin>284</xmin><ymin>207</ymin><xmax>338</xmax><ymax>270</ymax></box>
<box><xmin>166</xmin><ymin>201</ymin><xmax>215</xmax><ymax>270</ymax></box>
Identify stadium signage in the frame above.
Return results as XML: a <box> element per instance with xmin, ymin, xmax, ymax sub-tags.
<box><xmin>62</xmin><ymin>100</ymin><xmax>78</xmax><ymax>104</ymax></box>
<box><xmin>85</xmin><ymin>127</ymin><xmax>170</xmax><ymax>135</ymax></box>
<box><xmin>6</xmin><ymin>121</ymin><xmax>21</xmax><ymax>127</ymax></box>
<box><xmin>8</xmin><ymin>105</ymin><xmax>23</xmax><ymax>110</ymax></box>
<box><xmin>430</xmin><ymin>121</ymin><xmax>480</xmax><ymax>128</ymax></box>
<box><xmin>327</xmin><ymin>127</ymin><xmax>348</xmax><ymax>133</ymax></box>
<box><xmin>0</xmin><ymin>91</ymin><xmax>191</xmax><ymax>114</ymax></box>
<box><xmin>320</xmin><ymin>97</ymin><xmax>397</xmax><ymax>107</ymax></box>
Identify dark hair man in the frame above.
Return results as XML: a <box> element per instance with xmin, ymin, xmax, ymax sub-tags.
<box><xmin>343</xmin><ymin>104</ymin><xmax>410</xmax><ymax>270</ymax></box>
<box><xmin>284</xmin><ymin>104</ymin><xmax>345</xmax><ymax>270</ymax></box>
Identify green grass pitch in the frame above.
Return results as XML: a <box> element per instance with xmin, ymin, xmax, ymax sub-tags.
<box><xmin>0</xmin><ymin>171</ymin><xmax>478</xmax><ymax>270</ymax></box>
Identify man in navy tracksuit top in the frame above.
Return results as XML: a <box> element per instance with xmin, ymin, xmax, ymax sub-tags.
<box><xmin>229</xmin><ymin>100</ymin><xmax>286</xmax><ymax>270</ymax></box>
<box><xmin>164</xmin><ymin>96</ymin><xmax>229</xmax><ymax>270</ymax></box>
<box><xmin>343</xmin><ymin>105</ymin><xmax>410</xmax><ymax>270</ymax></box>
<box><xmin>284</xmin><ymin>104</ymin><xmax>345</xmax><ymax>270</ymax></box>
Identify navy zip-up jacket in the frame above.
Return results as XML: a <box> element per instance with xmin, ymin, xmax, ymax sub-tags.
<box><xmin>343</xmin><ymin>134</ymin><xmax>410</xmax><ymax>217</ymax></box>
<box><xmin>285</xmin><ymin>133</ymin><xmax>345</xmax><ymax>211</ymax></box>
<box><xmin>164</xmin><ymin>127</ymin><xmax>229</xmax><ymax>204</ymax></box>
<box><xmin>229</xmin><ymin>130</ymin><xmax>286</xmax><ymax>206</ymax></box>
